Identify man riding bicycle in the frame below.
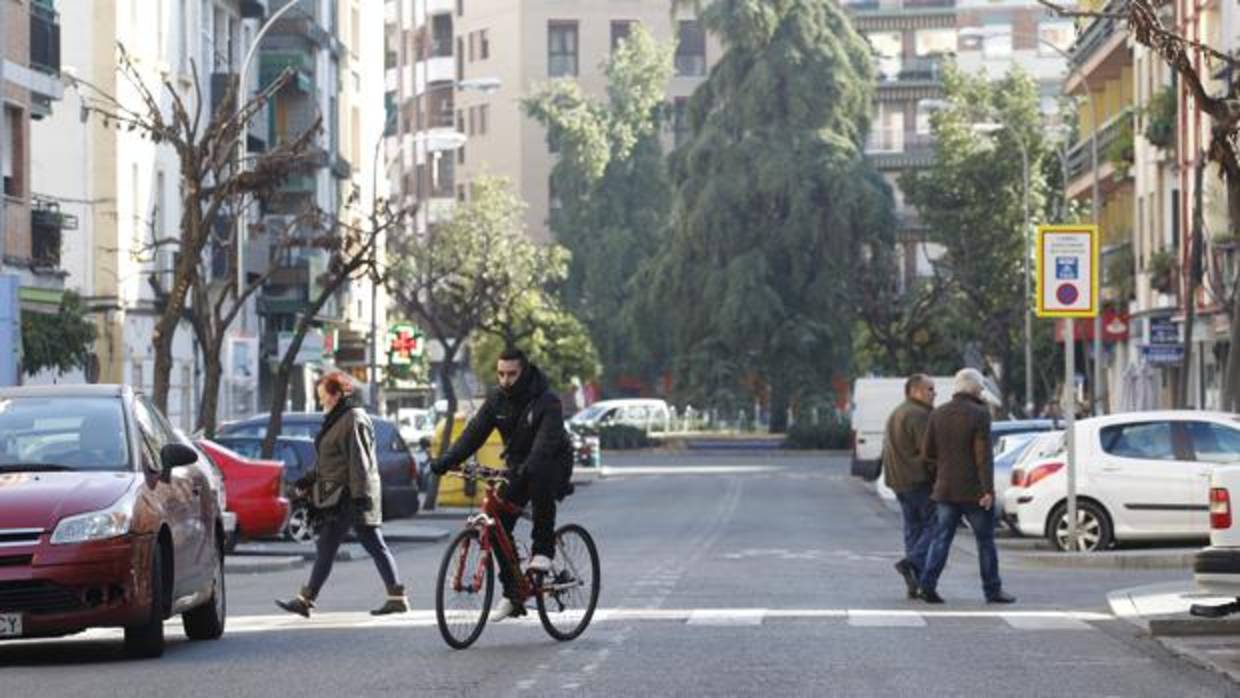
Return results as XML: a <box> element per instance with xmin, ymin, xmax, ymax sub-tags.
<box><xmin>430</xmin><ymin>347</ymin><xmax>574</xmax><ymax>621</ymax></box>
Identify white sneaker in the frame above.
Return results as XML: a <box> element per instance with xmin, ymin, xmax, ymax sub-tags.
<box><xmin>492</xmin><ymin>598</ymin><xmax>525</xmax><ymax>623</ymax></box>
<box><xmin>526</xmin><ymin>554</ymin><xmax>552</xmax><ymax>573</ymax></box>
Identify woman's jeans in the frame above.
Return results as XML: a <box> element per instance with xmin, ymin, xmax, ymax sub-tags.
<box><xmin>306</xmin><ymin>505</ymin><xmax>399</xmax><ymax>596</ymax></box>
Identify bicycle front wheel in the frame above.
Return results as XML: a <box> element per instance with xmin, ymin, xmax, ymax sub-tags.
<box><xmin>435</xmin><ymin>528</ymin><xmax>494</xmax><ymax>649</ymax></box>
<box><xmin>536</xmin><ymin>524</ymin><xmax>600</xmax><ymax>641</ymax></box>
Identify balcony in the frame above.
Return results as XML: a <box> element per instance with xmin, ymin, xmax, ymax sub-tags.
<box><xmin>1069</xmin><ymin>0</ymin><xmax>1124</xmax><ymax>72</ymax></box>
<box><xmin>31</xmin><ymin>200</ymin><xmax>71</xmax><ymax>269</ymax></box>
<box><xmin>260</xmin><ymin>51</ymin><xmax>314</xmax><ymax>92</ymax></box>
<box><xmin>415</xmin><ymin>58</ymin><xmax>455</xmax><ymax>94</ymax></box>
<box><xmin>844</xmin><ymin>0</ymin><xmax>955</xmax><ymax>14</ymax></box>
<box><xmin>1066</xmin><ymin>107</ymin><xmax>1133</xmax><ymax>183</ymax></box>
<box><xmin>30</xmin><ymin>2</ymin><xmax>60</xmax><ymax>76</ymax></box>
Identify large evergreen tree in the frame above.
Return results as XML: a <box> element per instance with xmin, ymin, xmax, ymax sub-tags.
<box><xmin>643</xmin><ymin>0</ymin><xmax>893</xmax><ymax>431</ymax></box>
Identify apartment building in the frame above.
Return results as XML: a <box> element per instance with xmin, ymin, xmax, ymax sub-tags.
<box><xmin>385</xmin><ymin>0</ymin><xmax>719</xmax><ymax>246</ymax></box>
<box><xmin>1</xmin><ymin>0</ymin><xmax>65</xmax><ymax>385</ymax></box>
<box><xmin>847</xmin><ymin>0</ymin><xmax>1070</xmax><ymax>291</ymax></box>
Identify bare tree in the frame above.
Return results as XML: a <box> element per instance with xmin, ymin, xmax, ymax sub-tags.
<box><xmin>71</xmin><ymin>43</ymin><xmax>320</xmax><ymax>413</ymax></box>
<box><xmin>258</xmin><ymin>193</ymin><xmax>414</xmax><ymax>459</ymax></box>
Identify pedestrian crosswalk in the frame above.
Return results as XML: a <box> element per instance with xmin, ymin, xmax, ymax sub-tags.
<box><xmin>0</xmin><ymin>607</ymin><xmax>1114</xmax><ymax>646</ymax></box>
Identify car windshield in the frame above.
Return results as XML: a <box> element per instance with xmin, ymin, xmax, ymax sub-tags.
<box><xmin>0</xmin><ymin>396</ymin><xmax>130</xmax><ymax>472</ymax></box>
<box><xmin>571</xmin><ymin>404</ymin><xmax>610</xmax><ymax>424</ymax></box>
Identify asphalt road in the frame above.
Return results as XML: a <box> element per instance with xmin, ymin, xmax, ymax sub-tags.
<box><xmin>3</xmin><ymin>452</ymin><xmax>1238</xmax><ymax>697</ymax></box>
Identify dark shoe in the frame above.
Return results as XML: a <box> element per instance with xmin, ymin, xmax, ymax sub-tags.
<box><xmin>371</xmin><ymin>584</ymin><xmax>410</xmax><ymax>616</ymax></box>
<box><xmin>918</xmin><ymin>588</ymin><xmax>945</xmax><ymax>604</ymax></box>
<box><xmin>894</xmin><ymin>560</ymin><xmax>919</xmax><ymax>599</ymax></box>
<box><xmin>275</xmin><ymin>591</ymin><xmax>315</xmax><ymax>618</ymax></box>
<box><xmin>986</xmin><ymin>591</ymin><xmax>1016</xmax><ymax>604</ymax></box>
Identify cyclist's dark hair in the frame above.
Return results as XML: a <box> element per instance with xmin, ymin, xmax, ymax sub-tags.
<box><xmin>498</xmin><ymin>347</ymin><xmax>527</xmax><ymax>367</ymax></box>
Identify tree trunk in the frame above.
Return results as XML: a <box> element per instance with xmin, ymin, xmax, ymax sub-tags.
<box><xmin>197</xmin><ymin>340</ymin><xmax>224</xmax><ymax>438</ymax></box>
<box><xmin>1180</xmin><ymin>158</ymin><xmax>1205</xmax><ymax>409</ymax></box>
<box><xmin>1225</xmin><ymin>297</ymin><xmax>1240</xmax><ymax>412</ymax></box>
<box><xmin>262</xmin><ymin>340</ymin><xmax>302</xmax><ymax>459</ymax></box>
<box><xmin>423</xmin><ymin>352</ymin><xmax>458</xmax><ymax>511</ymax></box>
<box><xmin>768</xmin><ymin>375</ymin><xmax>789</xmax><ymax>434</ymax></box>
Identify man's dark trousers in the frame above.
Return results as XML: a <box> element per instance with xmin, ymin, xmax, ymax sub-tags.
<box><xmin>491</xmin><ymin>466</ymin><xmax>557</xmax><ymax>601</ymax></box>
<box><xmin>918</xmin><ymin>502</ymin><xmax>1002</xmax><ymax>598</ymax></box>
<box><xmin>896</xmin><ymin>484</ymin><xmax>935</xmax><ymax>574</ymax></box>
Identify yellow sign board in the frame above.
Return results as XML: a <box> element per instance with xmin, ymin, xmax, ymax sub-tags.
<box><xmin>1035</xmin><ymin>224</ymin><xmax>1099</xmax><ymax>318</ymax></box>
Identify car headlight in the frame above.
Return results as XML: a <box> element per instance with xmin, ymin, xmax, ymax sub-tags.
<box><xmin>50</xmin><ymin>494</ymin><xmax>134</xmax><ymax>545</ymax></box>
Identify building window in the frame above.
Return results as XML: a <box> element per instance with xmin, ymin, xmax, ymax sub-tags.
<box><xmin>865</xmin><ymin>103</ymin><xmax>904</xmax><ymax>154</ymax></box>
<box><xmin>672</xmin><ymin>97</ymin><xmax>689</xmax><ymax>148</ymax></box>
<box><xmin>549</xmin><ymin>175</ymin><xmax>561</xmax><ymax>212</ymax></box>
<box><xmin>915</xmin><ymin>100</ymin><xmax>935</xmax><ymax>136</ymax></box>
<box><xmin>457</xmin><ymin>108</ymin><xmax>465</xmax><ymax>132</ymax></box>
<box><xmin>914</xmin><ymin>29</ymin><xmax>955</xmax><ymax>57</ymax></box>
<box><xmin>675</xmin><ymin>20</ymin><xmax>706</xmax><ymax>77</ymax></box>
<box><xmin>458</xmin><ymin>143</ymin><xmax>465</xmax><ymax>165</ymax></box>
<box><xmin>457</xmin><ymin>0</ymin><xmax>463</xmax><ymax>16</ymax></box>
<box><xmin>478</xmin><ymin>104</ymin><xmax>488</xmax><ymax>135</ymax></box>
<box><xmin>467</xmin><ymin>106</ymin><xmax>475</xmax><ymax>136</ymax></box>
<box><xmin>479</xmin><ymin>29</ymin><xmax>489</xmax><ymax>60</ymax></box>
<box><xmin>611</xmin><ymin>20</ymin><xmax>635</xmax><ymax>54</ymax></box>
<box><xmin>866</xmin><ymin>32</ymin><xmax>902</xmax><ymax>82</ymax></box>
<box><xmin>456</xmin><ymin>37</ymin><xmax>464</xmax><ymax>81</ymax></box>
<box><xmin>2</xmin><ymin>105</ymin><xmax>22</xmax><ymax>198</ymax></box>
<box><xmin>457</xmin><ymin>183</ymin><xmax>466</xmax><ymax>202</ymax></box>
<box><xmin>468</xmin><ymin>31</ymin><xmax>475</xmax><ymax>61</ymax></box>
<box><xmin>548</xmin><ymin>21</ymin><xmax>578</xmax><ymax>77</ymax></box>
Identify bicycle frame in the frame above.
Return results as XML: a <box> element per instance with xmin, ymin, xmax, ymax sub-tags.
<box><xmin>453</xmin><ymin>475</ymin><xmax>536</xmax><ymax>603</ymax></box>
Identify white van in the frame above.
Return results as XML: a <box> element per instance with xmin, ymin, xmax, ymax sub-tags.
<box><xmin>570</xmin><ymin>398</ymin><xmax>672</xmax><ymax>434</ymax></box>
<box><xmin>850</xmin><ymin>376</ymin><xmax>955</xmax><ymax>481</ymax></box>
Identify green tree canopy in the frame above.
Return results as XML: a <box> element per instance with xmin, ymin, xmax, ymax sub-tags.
<box><xmin>641</xmin><ymin>0</ymin><xmax>893</xmax><ymax>430</ymax></box>
<box><xmin>523</xmin><ymin>25</ymin><xmax>674</xmax><ymax>392</ymax></box>
<box><xmin>21</xmin><ymin>292</ymin><xmax>97</xmax><ymax>377</ymax></box>
<box><xmin>472</xmin><ymin>291</ymin><xmax>602</xmax><ymax>395</ymax></box>
<box><xmin>899</xmin><ymin>63</ymin><xmax>1053</xmax><ymax>408</ymax></box>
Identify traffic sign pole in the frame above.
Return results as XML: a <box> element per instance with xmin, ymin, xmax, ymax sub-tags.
<box><xmin>1036</xmin><ymin>225</ymin><xmax>1098</xmax><ymax>554</ymax></box>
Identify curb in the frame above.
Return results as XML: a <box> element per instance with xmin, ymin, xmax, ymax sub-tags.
<box><xmin>1005</xmin><ymin>549</ymin><xmax>1197</xmax><ymax>571</ymax></box>
<box><xmin>225</xmin><ymin>555</ymin><xmax>305</xmax><ymax>574</ymax></box>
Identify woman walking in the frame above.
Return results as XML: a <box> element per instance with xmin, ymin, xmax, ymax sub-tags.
<box><xmin>276</xmin><ymin>372</ymin><xmax>409</xmax><ymax>617</ymax></box>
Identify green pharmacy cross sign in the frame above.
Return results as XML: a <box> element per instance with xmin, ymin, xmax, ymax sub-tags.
<box><xmin>387</xmin><ymin>324</ymin><xmax>425</xmax><ymax>366</ymax></box>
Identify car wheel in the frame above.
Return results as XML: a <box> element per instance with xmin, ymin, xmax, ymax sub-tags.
<box><xmin>285</xmin><ymin>502</ymin><xmax>314</xmax><ymax>543</ymax></box>
<box><xmin>183</xmin><ymin>543</ymin><xmax>227</xmax><ymax>640</ymax></box>
<box><xmin>1047</xmin><ymin>500</ymin><xmax>1113</xmax><ymax>552</ymax></box>
<box><xmin>124</xmin><ymin>543</ymin><xmax>167</xmax><ymax>659</ymax></box>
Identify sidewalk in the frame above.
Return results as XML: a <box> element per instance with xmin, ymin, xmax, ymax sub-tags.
<box><xmin>1108</xmin><ymin>581</ymin><xmax>1240</xmax><ymax>684</ymax></box>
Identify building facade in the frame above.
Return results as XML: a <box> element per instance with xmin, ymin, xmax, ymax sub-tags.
<box><xmin>2</xmin><ymin>0</ymin><xmax>66</xmax><ymax>384</ymax></box>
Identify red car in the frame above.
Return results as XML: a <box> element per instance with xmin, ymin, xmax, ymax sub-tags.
<box><xmin>196</xmin><ymin>440</ymin><xmax>288</xmax><ymax>548</ymax></box>
<box><xmin>0</xmin><ymin>385</ymin><xmax>226</xmax><ymax>659</ymax></box>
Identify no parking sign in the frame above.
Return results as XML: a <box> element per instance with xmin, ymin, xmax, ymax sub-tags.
<box><xmin>1036</xmin><ymin>225</ymin><xmax>1098</xmax><ymax>318</ymax></box>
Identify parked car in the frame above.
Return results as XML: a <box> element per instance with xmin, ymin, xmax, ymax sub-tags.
<box><xmin>569</xmin><ymin>399</ymin><xmax>673</xmax><ymax>435</ymax></box>
<box><xmin>177</xmin><ymin>432</ymin><xmax>237</xmax><ymax>555</ymax></box>
<box><xmin>0</xmin><ymin>385</ymin><xmax>226</xmax><ymax>658</ymax></box>
<box><xmin>566</xmin><ymin>422</ymin><xmax>601</xmax><ymax>469</ymax></box>
<box><xmin>396</xmin><ymin>407</ymin><xmax>436</xmax><ymax>445</ymax></box>
<box><xmin>1010</xmin><ymin>411</ymin><xmax>1240</xmax><ymax>552</ymax></box>
<box><xmin>217</xmin><ymin>412</ymin><xmax>419</xmax><ymax>519</ymax></box>
<box><xmin>1192</xmin><ymin>464</ymin><xmax>1240</xmax><ymax>601</ymax></box>
<box><xmin>997</xmin><ymin>431</ymin><xmax>1063</xmax><ymax>530</ymax></box>
<box><xmin>210</xmin><ymin>436</ymin><xmax>317</xmax><ymax>542</ymax></box>
<box><xmin>196</xmin><ymin>439</ymin><xmax>289</xmax><ymax>548</ymax></box>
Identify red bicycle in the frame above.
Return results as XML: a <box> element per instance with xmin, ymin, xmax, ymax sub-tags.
<box><xmin>434</xmin><ymin>463</ymin><xmax>601</xmax><ymax>649</ymax></box>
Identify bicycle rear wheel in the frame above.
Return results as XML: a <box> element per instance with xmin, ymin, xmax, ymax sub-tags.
<box><xmin>435</xmin><ymin>529</ymin><xmax>494</xmax><ymax>649</ymax></box>
<box><xmin>536</xmin><ymin>524</ymin><xmax>600</xmax><ymax>641</ymax></box>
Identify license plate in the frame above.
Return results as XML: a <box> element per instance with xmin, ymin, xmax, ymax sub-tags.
<box><xmin>0</xmin><ymin>613</ymin><xmax>21</xmax><ymax>638</ymax></box>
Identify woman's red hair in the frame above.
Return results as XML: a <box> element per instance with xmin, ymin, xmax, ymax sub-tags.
<box><xmin>318</xmin><ymin>371</ymin><xmax>355</xmax><ymax>397</ymax></box>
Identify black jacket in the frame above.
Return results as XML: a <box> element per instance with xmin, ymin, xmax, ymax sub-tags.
<box><xmin>440</xmin><ymin>363</ymin><xmax>572</xmax><ymax>479</ymax></box>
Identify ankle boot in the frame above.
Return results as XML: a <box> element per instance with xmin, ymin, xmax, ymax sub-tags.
<box><xmin>370</xmin><ymin>584</ymin><xmax>410</xmax><ymax>616</ymax></box>
<box><xmin>276</xmin><ymin>587</ymin><xmax>317</xmax><ymax>618</ymax></box>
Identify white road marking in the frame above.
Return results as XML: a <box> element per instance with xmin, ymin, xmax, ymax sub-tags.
<box><xmin>0</xmin><ymin>607</ymin><xmax>1114</xmax><ymax>647</ymax></box>
<box><xmin>686</xmin><ymin>608</ymin><xmax>767</xmax><ymax>626</ymax></box>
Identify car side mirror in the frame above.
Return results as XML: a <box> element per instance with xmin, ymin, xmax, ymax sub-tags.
<box><xmin>160</xmin><ymin>443</ymin><xmax>198</xmax><ymax>470</ymax></box>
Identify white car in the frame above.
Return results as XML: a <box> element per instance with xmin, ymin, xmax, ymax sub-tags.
<box><xmin>1010</xmin><ymin>410</ymin><xmax>1240</xmax><ymax>552</ymax></box>
<box><xmin>999</xmin><ymin>430</ymin><xmax>1063</xmax><ymax>529</ymax></box>
<box><xmin>1193</xmin><ymin>464</ymin><xmax>1240</xmax><ymax>599</ymax></box>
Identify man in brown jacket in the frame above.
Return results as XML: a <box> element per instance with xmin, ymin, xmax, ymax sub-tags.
<box><xmin>882</xmin><ymin>374</ymin><xmax>936</xmax><ymax>598</ymax></box>
<box><xmin>916</xmin><ymin>368</ymin><xmax>1015</xmax><ymax>605</ymax></box>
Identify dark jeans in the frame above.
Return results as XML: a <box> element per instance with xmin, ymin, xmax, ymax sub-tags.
<box><xmin>306</xmin><ymin>502</ymin><xmax>399</xmax><ymax>596</ymax></box>
<box><xmin>493</xmin><ymin>467</ymin><xmax>557</xmax><ymax>601</ymax></box>
<box><xmin>895</xmin><ymin>484</ymin><xmax>935</xmax><ymax>574</ymax></box>
<box><xmin>918</xmin><ymin>501</ymin><xmax>1002</xmax><ymax>598</ymax></box>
